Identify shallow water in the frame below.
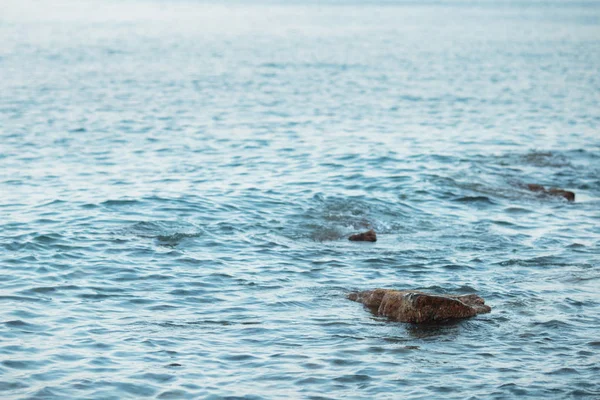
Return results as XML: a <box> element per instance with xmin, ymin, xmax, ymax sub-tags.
<box><xmin>1</xmin><ymin>0</ymin><xmax>600</xmax><ymax>398</ymax></box>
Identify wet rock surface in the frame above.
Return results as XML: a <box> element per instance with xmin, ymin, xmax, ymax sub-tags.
<box><xmin>348</xmin><ymin>229</ymin><xmax>377</xmax><ymax>242</ymax></box>
<box><xmin>526</xmin><ymin>184</ymin><xmax>575</xmax><ymax>202</ymax></box>
<box><xmin>348</xmin><ymin>289</ymin><xmax>491</xmax><ymax>323</ymax></box>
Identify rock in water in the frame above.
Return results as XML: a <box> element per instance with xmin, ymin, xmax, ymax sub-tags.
<box><xmin>348</xmin><ymin>229</ymin><xmax>377</xmax><ymax>242</ymax></box>
<box><xmin>348</xmin><ymin>289</ymin><xmax>491</xmax><ymax>323</ymax></box>
<box><xmin>526</xmin><ymin>184</ymin><xmax>575</xmax><ymax>202</ymax></box>
<box><xmin>547</xmin><ymin>188</ymin><xmax>575</xmax><ymax>202</ymax></box>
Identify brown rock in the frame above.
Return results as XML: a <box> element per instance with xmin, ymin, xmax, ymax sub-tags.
<box><xmin>547</xmin><ymin>188</ymin><xmax>575</xmax><ymax>202</ymax></box>
<box><xmin>526</xmin><ymin>184</ymin><xmax>575</xmax><ymax>202</ymax></box>
<box><xmin>348</xmin><ymin>229</ymin><xmax>377</xmax><ymax>242</ymax></box>
<box><xmin>348</xmin><ymin>288</ymin><xmax>491</xmax><ymax>323</ymax></box>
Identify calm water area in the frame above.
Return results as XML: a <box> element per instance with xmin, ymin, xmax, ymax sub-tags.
<box><xmin>1</xmin><ymin>0</ymin><xmax>600</xmax><ymax>398</ymax></box>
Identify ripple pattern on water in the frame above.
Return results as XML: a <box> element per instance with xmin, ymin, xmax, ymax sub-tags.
<box><xmin>1</xmin><ymin>0</ymin><xmax>600</xmax><ymax>399</ymax></box>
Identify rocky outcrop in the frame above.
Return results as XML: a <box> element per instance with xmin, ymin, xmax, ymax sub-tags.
<box><xmin>526</xmin><ymin>184</ymin><xmax>575</xmax><ymax>202</ymax></box>
<box><xmin>348</xmin><ymin>229</ymin><xmax>377</xmax><ymax>242</ymax></box>
<box><xmin>348</xmin><ymin>289</ymin><xmax>491</xmax><ymax>323</ymax></box>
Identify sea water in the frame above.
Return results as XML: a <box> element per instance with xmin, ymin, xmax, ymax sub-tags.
<box><xmin>1</xmin><ymin>0</ymin><xmax>599</xmax><ymax>398</ymax></box>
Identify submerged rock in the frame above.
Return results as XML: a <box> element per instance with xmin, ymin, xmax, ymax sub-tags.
<box><xmin>348</xmin><ymin>229</ymin><xmax>377</xmax><ymax>242</ymax></box>
<box><xmin>526</xmin><ymin>184</ymin><xmax>575</xmax><ymax>202</ymax></box>
<box><xmin>348</xmin><ymin>289</ymin><xmax>491</xmax><ymax>323</ymax></box>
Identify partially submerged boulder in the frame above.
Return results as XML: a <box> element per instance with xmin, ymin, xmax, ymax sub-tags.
<box><xmin>547</xmin><ymin>188</ymin><xmax>575</xmax><ymax>202</ymax></box>
<box><xmin>348</xmin><ymin>229</ymin><xmax>377</xmax><ymax>242</ymax></box>
<box><xmin>348</xmin><ymin>289</ymin><xmax>491</xmax><ymax>323</ymax></box>
<box><xmin>526</xmin><ymin>184</ymin><xmax>575</xmax><ymax>202</ymax></box>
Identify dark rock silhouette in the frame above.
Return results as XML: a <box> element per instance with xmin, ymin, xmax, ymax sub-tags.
<box><xmin>547</xmin><ymin>188</ymin><xmax>575</xmax><ymax>202</ymax></box>
<box><xmin>348</xmin><ymin>229</ymin><xmax>377</xmax><ymax>242</ymax></box>
<box><xmin>526</xmin><ymin>184</ymin><xmax>575</xmax><ymax>202</ymax></box>
<box><xmin>348</xmin><ymin>289</ymin><xmax>491</xmax><ymax>323</ymax></box>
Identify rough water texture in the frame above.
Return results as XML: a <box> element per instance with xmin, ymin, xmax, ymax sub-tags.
<box><xmin>348</xmin><ymin>289</ymin><xmax>491</xmax><ymax>323</ymax></box>
<box><xmin>1</xmin><ymin>0</ymin><xmax>600</xmax><ymax>399</ymax></box>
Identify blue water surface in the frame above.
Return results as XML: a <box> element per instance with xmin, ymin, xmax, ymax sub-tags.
<box><xmin>1</xmin><ymin>0</ymin><xmax>600</xmax><ymax>398</ymax></box>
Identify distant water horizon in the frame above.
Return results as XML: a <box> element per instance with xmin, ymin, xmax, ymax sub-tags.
<box><xmin>1</xmin><ymin>0</ymin><xmax>599</xmax><ymax>398</ymax></box>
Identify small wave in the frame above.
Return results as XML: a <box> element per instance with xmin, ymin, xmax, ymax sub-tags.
<box><xmin>496</xmin><ymin>256</ymin><xmax>574</xmax><ymax>268</ymax></box>
<box><xmin>453</xmin><ymin>196</ymin><xmax>495</xmax><ymax>204</ymax></box>
<box><xmin>309</xmin><ymin>227</ymin><xmax>346</xmax><ymax>242</ymax></box>
<box><xmin>0</xmin><ymin>381</ymin><xmax>28</xmax><ymax>391</ymax></box>
<box><xmin>531</xmin><ymin>319</ymin><xmax>572</xmax><ymax>329</ymax></box>
<box><xmin>122</xmin><ymin>221</ymin><xmax>203</xmax><ymax>246</ymax></box>
<box><xmin>2</xmin><ymin>359</ymin><xmax>51</xmax><ymax>370</ymax></box>
<box><xmin>4</xmin><ymin>320</ymin><xmax>30</xmax><ymax>328</ymax></box>
<box><xmin>546</xmin><ymin>367</ymin><xmax>579</xmax><ymax>376</ymax></box>
<box><xmin>32</xmin><ymin>233</ymin><xmax>63</xmax><ymax>244</ymax></box>
<box><xmin>0</xmin><ymin>295</ymin><xmax>47</xmax><ymax>303</ymax></box>
<box><xmin>504</xmin><ymin>206</ymin><xmax>533</xmax><ymax>214</ymax></box>
<box><xmin>496</xmin><ymin>151</ymin><xmax>573</xmax><ymax>168</ymax></box>
<box><xmin>521</xmin><ymin>151</ymin><xmax>573</xmax><ymax>168</ymax></box>
<box><xmin>102</xmin><ymin>199</ymin><xmax>142</xmax><ymax>206</ymax></box>
<box><xmin>155</xmin><ymin>232</ymin><xmax>202</xmax><ymax>244</ymax></box>
<box><xmin>21</xmin><ymin>286</ymin><xmax>57</xmax><ymax>294</ymax></box>
<box><xmin>333</xmin><ymin>374</ymin><xmax>372</xmax><ymax>383</ymax></box>
<box><xmin>441</xmin><ymin>264</ymin><xmax>469</xmax><ymax>271</ymax></box>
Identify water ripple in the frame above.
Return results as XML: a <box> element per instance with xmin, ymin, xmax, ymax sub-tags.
<box><xmin>1</xmin><ymin>1</ymin><xmax>599</xmax><ymax>399</ymax></box>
